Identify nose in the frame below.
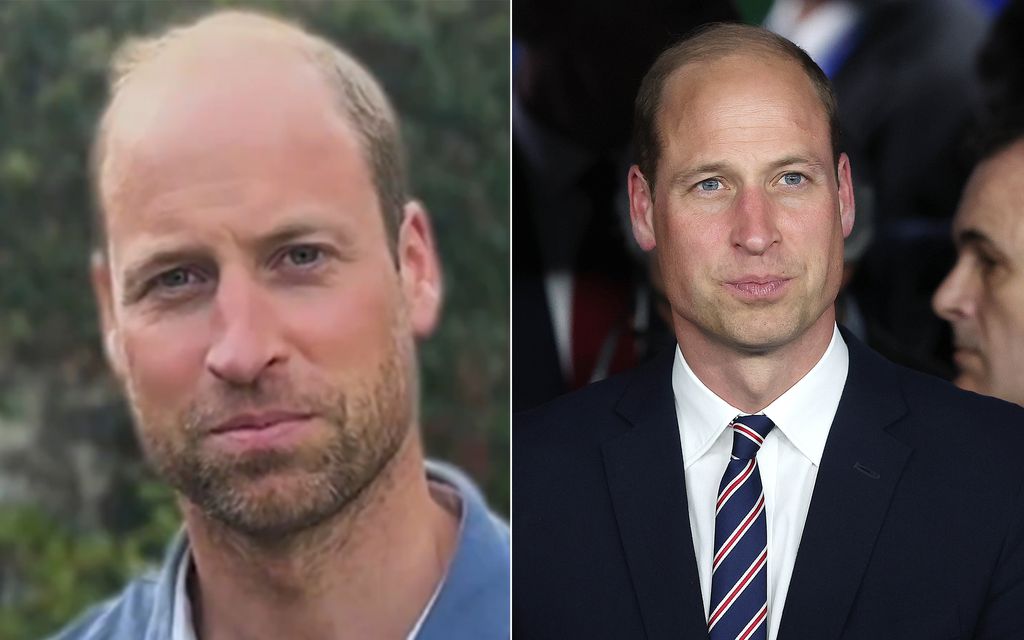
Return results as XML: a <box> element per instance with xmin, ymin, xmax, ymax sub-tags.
<box><xmin>205</xmin><ymin>271</ymin><xmax>287</xmax><ymax>386</ymax></box>
<box><xmin>730</xmin><ymin>188</ymin><xmax>780</xmax><ymax>255</ymax></box>
<box><xmin>932</xmin><ymin>256</ymin><xmax>977</xmax><ymax>322</ymax></box>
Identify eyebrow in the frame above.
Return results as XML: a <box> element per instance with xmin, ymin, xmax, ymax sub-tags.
<box><xmin>768</xmin><ymin>155</ymin><xmax>826</xmax><ymax>172</ymax></box>
<box><xmin>956</xmin><ymin>228</ymin><xmax>1006</xmax><ymax>258</ymax></box>
<box><xmin>251</xmin><ymin>222</ymin><xmax>354</xmax><ymax>256</ymax></box>
<box><xmin>668</xmin><ymin>162</ymin><xmax>727</xmax><ymax>186</ymax></box>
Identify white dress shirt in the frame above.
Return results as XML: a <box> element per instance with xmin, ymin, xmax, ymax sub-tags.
<box><xmin>673</xmin><ymin>324</ymin><xmax>849</xmax><ymax>640</ymax></box>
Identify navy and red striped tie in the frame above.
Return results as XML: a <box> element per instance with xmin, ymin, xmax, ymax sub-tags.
<box><xmin>708</xmin><ymin>414</ymin><xmax>775</xmax><ymax>640</ymax></box>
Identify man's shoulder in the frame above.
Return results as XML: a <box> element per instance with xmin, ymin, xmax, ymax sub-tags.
<box><xmin>890</xmin><ymin>359</ymin><xmax>1024</xmax><ymax>447</ymax></box>
<box><xmin>48</xmin><ymin>572</ymin><xmax>161</xmax><ymax>640</ymax></box>
<box><xmin>513</xmin><ymin>350</ymin><xmax>677</xmax><ymax>512</ymax></box>
<box><xmin>418</xmin><ymin>461</ymin><xmax>510</xmax><ymax>640</ymax></box>
<box><xmin>514</xmin><ymin>350</ymin><xmax>675</xmax><ymax>449</ymax></box>
<box><xmin>849</xmin><ymin>337</ymin><xmax>1024</xmax><ymax>459</ymax></box>
<box><xmin>426</xmin><ymin>459</ymin><xmax>509</xmax><ymax>546</ymax></box>
<box><xmin>47</xmin><ymin>529</ymin><xmax>185</xmax><ymax>640</ymax></box>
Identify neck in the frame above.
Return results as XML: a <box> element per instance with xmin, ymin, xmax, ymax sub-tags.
<box><xmin>676</xmin><ymin>312</ymin><xmax>836</xmax><ymax>413</ymax></box>
<box><xmin>182</xmin><ymin>432</ymin><xmax>459</xmax><ymax>640</ymax></box>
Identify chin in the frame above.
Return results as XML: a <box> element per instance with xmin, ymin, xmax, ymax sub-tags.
<box><xmin>210</xmin><ymin>469</ymin><xmax>352</xmax><ymax>539</ymax></box>
<box><xmin>720</xmin><ymin>315</ymin><xmax>804</xmax><ymax>353</ymax></box>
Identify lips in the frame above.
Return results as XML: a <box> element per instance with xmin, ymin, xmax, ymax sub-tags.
<box><xmin>952</xmin><ymin>346</ymin><xmax>983</xmax><ymax>368</ymax></box>
<box><xmin>724</xmin><ymin>275</ymin><xmax>792</xmax><ymax>299</ymax></box>
<box><xmin>727</xmin><ymin>274</ymin><xmax>790</xmax><ymax>285</ymax></box>
<box><xmin>211</xmin><ymin>410</ymin><xmax>313</xmax><ymax>434</ymax></box>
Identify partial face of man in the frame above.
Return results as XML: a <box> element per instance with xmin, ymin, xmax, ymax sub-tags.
<box><xmin>629</xmin><ymin>53</ymin><xmax>854</xmax><ymax>356</ymax></box>
<box><xmin>932</xmin><ymin>140</ymin><xmax>1024</xmax><ymax>406</ymax></box>
<box><xmin>94</xmin><ymin>35</ymin><xmax>440</xmax><ymax>539</ymax></box>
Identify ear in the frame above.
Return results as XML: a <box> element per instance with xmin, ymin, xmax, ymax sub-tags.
<box><xmin>90</xmin><ymin>250</ymin><xmax>127</xmax><ymax>380</ymax></box>
<box><xmin>397</xmin><ymin>200</ymin><xmax>443</xmax><ymax>338</ymax></box>
<box><xmin>628</xmin><ymin>165</ymin><xmax>657</xmax><ymax>251</ymax></box>
<box><xmin>837</xmin><ymin>152</ymin><xmax>856</xmax><ymax>239</ymax></box>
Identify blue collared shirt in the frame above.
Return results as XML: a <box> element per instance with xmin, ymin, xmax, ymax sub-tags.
<box><xmin>50</xmin><ymin>461</ymin><xmax>510</xmax><ymax>640</ymax></box>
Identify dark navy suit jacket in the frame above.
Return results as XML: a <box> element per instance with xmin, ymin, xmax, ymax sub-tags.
<box><xmin>514</xmin><ymin>329</ymin><xmax>1024</xmax><ymax>639</ymax></box>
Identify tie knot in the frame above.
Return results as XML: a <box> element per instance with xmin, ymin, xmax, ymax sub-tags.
<box><xmin>729</xmin><ymin>414</ymin><xmax>774</xmax><ymax>460</ymax></box>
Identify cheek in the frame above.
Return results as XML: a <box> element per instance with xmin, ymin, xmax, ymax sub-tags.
<box><xmin>122</xmin><ymin>316</ymin><xmax>209</xmax><ymax>411</ymax></box>
<box><xmin>981</xmin><ymin>282</ymin><xmax>1024</xmax><ymax>355</ymax></box>
<box><xmin>782</xmin><ymin>210</ymin><xmax>843</xmax><ymax>271</ymax></box>
<box><xmin>658</xmin><ymin>214</ymin><xmax>718</xmax><ymax>278</ymax></box>
<box><xmin>782</xmin><ymin>201</ymin><xmax>839</xmax><ymax>243</ymax></box>
<box><xmin>281</xmin><ymin>273</ymin><xmax>402</xmax><ymax>375</ymax></box>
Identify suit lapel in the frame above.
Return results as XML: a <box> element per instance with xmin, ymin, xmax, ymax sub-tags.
<box><xmin>601</xmin><ymin>351</ymin><xmax>709</xmax><ymax>639</ymax></box>
<box><xmin>777</xmin><ymin>332</ymin><xmax>912</xmax><ymax>639</ymax></box>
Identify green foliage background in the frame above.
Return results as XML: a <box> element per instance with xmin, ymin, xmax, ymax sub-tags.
<box><xmin>0</xmin><ymin>1</ymin><xmax>509</xmax><ymax>637</ymax></box>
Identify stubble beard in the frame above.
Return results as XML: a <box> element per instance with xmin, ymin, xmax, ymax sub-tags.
<box><xmin>679</xmin><ymin>285</ymin><xmax>808</xmax><ymax>355</ymax></box>
<box><xmin>129</xmin><ymin>328</ymin><xmax>415</xmax><ymax>544</ymax></box>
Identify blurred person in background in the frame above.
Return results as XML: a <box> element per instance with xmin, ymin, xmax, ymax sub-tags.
<box><xmin>512</xmin><ymin>0</ymin><xmax>738</xmax><ymax>412</ymax></box>
<box><xmin>932</xmin><ymin>0</ymin><xmax>1024</xmax><ymax>406</ymax></box>
<box><xmin>932</xmin><ymin>133</ymin><xmax>1024</xmax><ymax>407</ymax></box>
<box><xmin>764</xmin><ymin>0</ymin><xmax>988</xmax><ymax>375</ymax></box>
<box><xmin>52</xmin><ymin>9</ymin><xmax>508</xmax><ymax>640</ymax></box>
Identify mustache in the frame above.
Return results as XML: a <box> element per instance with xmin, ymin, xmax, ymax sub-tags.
<box><xmin>181</xmin><ymin>381</ymin><xmax>336</xmax><ymax>436</ymax></box>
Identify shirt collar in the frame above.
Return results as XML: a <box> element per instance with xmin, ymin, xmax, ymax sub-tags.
<box><xmin>169</xmin><ymin>524</ymin><xmax>442</xmax><ymax>640</ymax></box>
<box><xmin>673</xmin><ymin>324</ymin><xmax>849</xmax><ymax>468</ymax></box>
<box><xmin>170</xmin><ymin>545</ymin><xmax>195</xmax><ymax>640</ymax></box>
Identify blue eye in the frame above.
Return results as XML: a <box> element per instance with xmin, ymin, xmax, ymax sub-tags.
<box><xmin>155</xmin><ymin>268</ymin><xmax>196</xmax><ymax>289</ymax></box>
<box><xmin>285</xmin><ymin>245</ymin><xmax>322</xmax><ymax>266</ymax></box>
<box><xmin>698</xmin><ymin>178</ymin><xmax>722</xmax><ymax>192</ymax></box>
<box><xmin>781</xmin><ymin>173</ymin><xmax>804</xmax><ymax>186</ymax></box>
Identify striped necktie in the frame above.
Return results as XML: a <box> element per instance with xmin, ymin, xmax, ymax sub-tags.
<box><xmin>708</xmin><ymin>414</ymin><xmax>775</xmax><ymax>640</ymax></box>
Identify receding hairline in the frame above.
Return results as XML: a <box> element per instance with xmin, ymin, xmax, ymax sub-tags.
<box><xmin>95</xmin><ymin>21</ymin><xmax>339</xmax><ymax>197</ymax></box>
<box><xmin>657</xmin><ymin>48</ymin><xmax>830</xmax><ymax>134</ymax></box>
<box><xmin>95</xmin><ymin>11</ymin><xmax>329</xmax><ymax>174</ymax></box>
<box><xmin>90</xmin><ymin>9</ymin><xmax>408</xmax><ymax>256</ymax></box>
<box><xmin>959</xmin><ymin>137</ymin><xmax>1024</xmax><ymax>219</ymax></box>
<box><xmin>632</xmin><ymin>23</ymin><xmax>840</xmax><ymax>192</ymax></box>
<box><xmin>662</xmin><ymin>45</ymin><xmax>819</xmax><ymax>88</ymax></box>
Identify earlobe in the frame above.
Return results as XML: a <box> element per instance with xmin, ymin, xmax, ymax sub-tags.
<box><xmin>628</xmin><ymin>166</ymin><xmax>657</xmax><ymax>251</ymax></box>
<box><xmin>397</xmin><ymin>201</ymin><xmax>443</xmax><ymax>338</ymax></box>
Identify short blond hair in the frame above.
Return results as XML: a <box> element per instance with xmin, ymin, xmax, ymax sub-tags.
<box><xmin>91</xmin><ymin>9</ymin><xmax>408</xmax><ymax>253</ymax></box>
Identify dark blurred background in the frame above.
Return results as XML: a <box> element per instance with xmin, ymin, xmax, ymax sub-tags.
<box><xmin>0</xmin><ymin>1</ymin><xmax>508</xmax><ymax>637</ymax></box>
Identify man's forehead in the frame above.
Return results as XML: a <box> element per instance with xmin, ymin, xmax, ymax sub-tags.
<box><xmin>655</xmin><ymin>52</ymin><xmax>828</xmax><ymax>165</ymax></box>
<box><xmin>99</xmin><ymin>32</ymin><xmax>360</xmax><ymax>217</ymax></box>
<box><xmin>103</xmin><ymin>36</ymin><xmax>339</xmax><ymax>158</ymax></box>
<box><xmin>94</xmin><ymin>28</ymin><xmax>383</xmax><ymax>270</ymax></box>
<box><xmin>959</xmin><ymin>142</ymin><xmax>1024</xmax><ymax>230</ymax></box>
<box><xmin>951</xmin><ymin>144</ymin><xmax>1024</xmax><ymax>260</ymax></box>
<box><xmin>661</xmin><ymin>51</ymin><xmax>811</xmax><ymax>106</ymax></box>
